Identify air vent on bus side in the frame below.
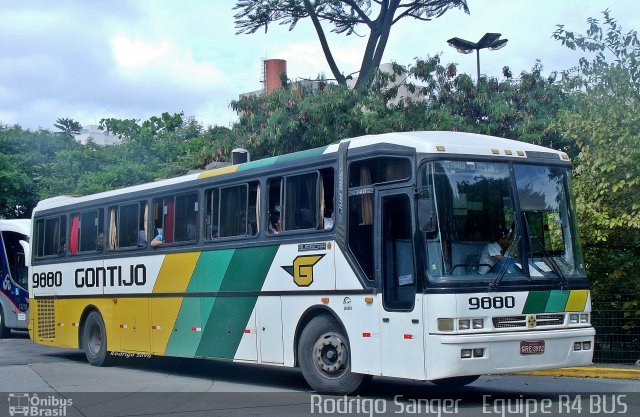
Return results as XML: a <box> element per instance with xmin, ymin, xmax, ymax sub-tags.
<box><xmin>37</xmin><ymin>298</ymin><xmax>56</xmax><ymax>339</ymax></box>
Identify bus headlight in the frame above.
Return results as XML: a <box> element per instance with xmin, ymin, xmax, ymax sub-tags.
<box><xmin>569</xmin><ymin>314</ymin><xmax>579</xmax><ymax>324</ymax></box>
<box><xmin>580</xmin><ymin>314</ymin><xmax>589</xmax><ymax>323</ymax></box>
<box><xmin>458</xmin><ymin>319</ymin><xmax>470</xmax><ymax>330</ymax></box>
<box><xmin>472</xmin><ymin>318</ymin><xmax>484</xmax><ymax>329</ymax></box>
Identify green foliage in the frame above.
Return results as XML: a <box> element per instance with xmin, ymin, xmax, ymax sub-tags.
<box><xmin>554</xmin><ymin>11</ymin><xmax>640</xmax><ymax>246</ymax></box>
<box><xmin>0</xmin><ymin>113</ymin><xmax>234</xmax><ymax>218</ymax></box>
<box><xmin>228</xmin><ymin>56</ymin><xmax>571</xmax><ymax>160</ymax></box>
<box><xmin>53</xmin><ymin>117</ymin><xmax>82</xmax><ymax>138</ymax></box>
<box><xmin>230</xmin><ymin>84</ymin><xmax>364</xmax><ymax>159</ymax></box>
<box><xmin>553</xmin><ymin>12</ymin><xmax>640</xmax><ymax>344</ymax></box>
<box><xmin>0</xmin><ymin>152</ymin><xmax>31</xmax><ymax>218</ymax></box>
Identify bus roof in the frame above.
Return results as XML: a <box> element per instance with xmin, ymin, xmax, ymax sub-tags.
<box><xmin>0</xmin><ymin>219</ymin><xmax>31</xmax><ymax>237</ymax></box>
<box><xmin>327</xmin><ymin>131</ymin><xmax>567</xmax><ymax>158</ymax></box>
<box><xmin>33</xmin><ymin>131</ymin><xmax>567</xmax><ymax>213</ymax></box>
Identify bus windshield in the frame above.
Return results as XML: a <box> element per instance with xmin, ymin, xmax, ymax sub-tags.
<box><xmin>419</xmin><ymin>160</ymin><xmax>586</xmax><ymax>285</ymax></box>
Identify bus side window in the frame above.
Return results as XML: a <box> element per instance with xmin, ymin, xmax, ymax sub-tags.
<box><xmin>320</xmin><ymin>168</ymin><xmax>335</xmax><ymax>229</ymax></box>
<box><xmin>267</xmin><ymin>178</ymin><xmax>282</xmax><ymax>235</ymax></box>
<box><xmin>75</xmin><ymin>209</ymin><xmax>104</xmax><ymax>253</ymax></box>
<box><xmin>219</xmin><ymin>184</ymin><xmax>248</xmax><ymax>237</ymax></box>
<box><xmin>205</xmin><ymin>188</ymin><xmax>220</xmax><ymax>239</ymax></box>
<box><xmin>34</xmin><ymin>216</ymin><xmax>66</xmax><ymax>258</ymax></box>
<box><xmin>284</xmin><ymin>172</ymin><xmax>318</xmax><ymax>231</ymax></box>
<box><xmin>69</xmin><ymin>209</ymin><xmax>104</xmax><ymax>255</ymax></box>
<box><xmin>109</xmin><ymin>202</ymin><xmax>146</xmax><ymax>249</ymax></box>
<box><xmin>174</xmin><ymin>193</ymin><xmax>198</xmax><ymax>243</ymax></box>
<box><xmin>248</xmin><ymin>182</ymin><xmax>259</xmax><ymax>236</ymax></box>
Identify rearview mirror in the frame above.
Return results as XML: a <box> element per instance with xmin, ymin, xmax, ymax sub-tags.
<box><xmin>418</xmin><ymin>198</ymin><xmax>437</xmax><ymax>233</ymax></box>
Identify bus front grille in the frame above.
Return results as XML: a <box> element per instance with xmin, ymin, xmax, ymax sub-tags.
<box><xmin>37</xmin><ymin>298</ymin><xmax>56</xmax><ymax>339</ymax></box>
<box><xmin>493</xmin><ymin>313</ymin><xmax>565</xmax><ymax>329</ymax></box>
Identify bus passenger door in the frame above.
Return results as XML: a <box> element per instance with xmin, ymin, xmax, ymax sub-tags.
<box><xmin>376</xmin><ymin>190</ymin><xmax>425</xmax><ymax>380</ymax></box>
<box><xmin>256</xmin><ymin>296</ymin><xmax>283</xmax><ymax>363</ymax></box>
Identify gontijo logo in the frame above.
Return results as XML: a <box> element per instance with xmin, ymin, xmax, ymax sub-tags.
<box><xmin>282</xmin><ymin>255</ymin><xmax>325</xmax><ymax>287</ymax></box>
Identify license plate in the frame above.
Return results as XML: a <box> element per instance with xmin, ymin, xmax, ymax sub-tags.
<box><xmin>520</xmin><ymin>340</ymin><xmax>545</xmax><ymax>355</ymax></box>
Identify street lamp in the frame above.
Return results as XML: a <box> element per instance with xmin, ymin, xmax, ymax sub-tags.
<box><xmin>447</xmin><ymin>33</ymin><xmax>508</xmax><ymax>81</ymax></box>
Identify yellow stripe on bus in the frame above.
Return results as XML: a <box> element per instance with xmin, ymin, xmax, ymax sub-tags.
<box><xmin>198</xmin><ymin>165</ymin><xmax>239</xmax><ymax>179</ymax></box>
<box><xmin>150</xmin><ymin>252</ymin><xmax>200</xmax><ymax>354</ymax></box>
<box><xmin>565</xmin><ymin>290</ymin><xmax>589</xmax><ymax>312</ymax></box>
<box><xmin>153</xmin><ymin>252</ymin><xmax>200</xmax><ymax>293</ymax></box>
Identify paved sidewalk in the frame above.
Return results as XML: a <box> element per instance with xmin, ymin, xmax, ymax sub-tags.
<box><xmin>518</xmin><ymin>364</ymin><xmax>640</xmax><ymax>380</ymax></box>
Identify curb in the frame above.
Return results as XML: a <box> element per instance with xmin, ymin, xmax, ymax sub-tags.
<box><xmin>517</xmin><ymin>367</ymin><xmax>640</xmax><ymax>380</ymax></box>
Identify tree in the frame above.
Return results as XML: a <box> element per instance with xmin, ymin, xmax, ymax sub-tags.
<box><xmin>553</xmin><ymin>11</ymin><xmax>640</xmax><ymax>356</ymax></box>
<box><xmin>53</xmin><ymin>117</ymin><xmax>82</xmax><ymax>138</ymax></box>
<box><xmin>553</xmin><ymin>10</ymin><xmax>640</xmax><ymax>245</ymax></box>
<box><xmin>0</xmin><ymin>153</ymin><xmax>31</xmax><ymax>218</ymax></box>
<box><xmin>233</xmin><ymin>0</ymin><xmax>469</xmax><ymax>89</ymax></box>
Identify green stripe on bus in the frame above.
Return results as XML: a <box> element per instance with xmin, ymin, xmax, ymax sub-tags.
<box><xmin>275</xmin><ymin>146</ymin><xmax>327</xmax><ymax>164</ymax></box>
<box><xmin>165</xmin><ymin>250</ymin><xmax>235</xmax><ymax>357</ymax></box>
<box><xmin>237</xmin><ymin>156</ymin><xmax>279</xmax><ymax>171</ymax></box>
<box><xmin>235</xmin><ymin>146</ymin><xmax>328</xmax><ymax>173</ymax></box>
<box><xmin>522</xmin><ymin>291</ymin><xmax>550</xmax><ymax>314</ymax></box>
<box><xmin>195</xmin><ymin>245</ymin><xmax>279</xmax><ymax>359</ymax></box>
<box><xmin>545</xmin><ymin>290</ymin><xmax>571</xmax><ymax>313</ymax></box>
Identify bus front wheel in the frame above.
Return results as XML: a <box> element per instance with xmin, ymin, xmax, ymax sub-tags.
<box><xmin>297</xmin><ymin>315</ymin><xmax>367</xmax><ymax>394</ymax></box>
<box><xmin>82</xmin><ymin>311</ymin><xmax>112</xmax><ymax>366</ymax></box>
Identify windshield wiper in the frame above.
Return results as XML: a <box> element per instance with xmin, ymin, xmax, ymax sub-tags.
<box><xmin>531</xmin><ymin>236</ymin><xmax>568</xmax><ymax>288</ymax></box>
<box><xmin>488</xmin><ymin>236</ymin><xmax>521</xmax><ymax>291</ymax></box>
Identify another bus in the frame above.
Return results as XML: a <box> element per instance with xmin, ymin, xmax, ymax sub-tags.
<box><xmin>1</xmin><ymin>219</ymin><xmax>30</xmax><ymax>338</ymax></box>
<box><xmin>28</xmin><ymin>131</ymin><xmax>594</xmax><ymax>393</ymax></box>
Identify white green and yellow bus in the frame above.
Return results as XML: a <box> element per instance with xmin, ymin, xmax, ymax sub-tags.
<box><xmin>29</xmin><ymin>131</ymin><xmax>594</xmax><ymax>394</ymax></box>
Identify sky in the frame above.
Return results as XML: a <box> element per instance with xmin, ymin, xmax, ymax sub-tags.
<box><xmin>1</xmin><ymin>0</ymin><xmax>638</xmax><ymax>132</ymax></box>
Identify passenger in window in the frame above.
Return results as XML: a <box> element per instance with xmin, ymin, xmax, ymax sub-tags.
<box><xmin>478</xmin><ymin>230</ymin><xmax>512</xmax><ymax>274</ymax></box>
<box><xmin>58</xmin><ymin>238</ymin><xmax>67</xmax><ymax>257</ymax></box>
<box><xmin>96</xmin><ymin>232</ymin><xmax>105</xmax><ymax>251</ymax></box>
<box><xmin>151</xmin><ymin>228</ymin><xmax>164</xmax><ymax>248</ymax></box>
<box><xmin>268</xmin><ymin>211</ymin><xmax>281</xmax><ymax>235</ymax></box>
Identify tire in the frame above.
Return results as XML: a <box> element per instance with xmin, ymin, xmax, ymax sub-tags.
<box><xmin>297</xmin><ymin>314</ymin><xmax>368</xmax><ymax>394</ymax></box>
<box><xmin>431</xmin><ymin>375</ymin><xmax>480</xmax><ymax>388</ymax></box>
<box><xmin>0</xmin><ymin>306</ymin><xmax>11</xmax><ymax>338</ymax></box>
<box><xmin>82</xmin><ymin>311</ymin><xmax>112</xmax><ymax>366</ymax></box>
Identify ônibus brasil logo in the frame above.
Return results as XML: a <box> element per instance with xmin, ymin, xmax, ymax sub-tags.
<box><xmin>8</xmin><ymin>393</ymin><xmax>72</xmax><ymax>416</ymax></box>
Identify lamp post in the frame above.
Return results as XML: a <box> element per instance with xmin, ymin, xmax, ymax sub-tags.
<box><xmin>447</xmin><ymin>33</ymin><xmax>508</xmax><ymax>82</ymax></box>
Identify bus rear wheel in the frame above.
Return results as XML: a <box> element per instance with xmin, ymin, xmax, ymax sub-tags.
<box><xmin>82</xmin><ymin>311</ymin><xmax>112</xmax><ymax>366</ymax></box>
<box><xmin>0</xmin><ymin>306</ymin><xmax>10</xmax><ymax>338</ymax></box>
<box><xmin>297</xmin><ymin>315</ymin><xmax>367</xmax><ymax>394</ymax></box>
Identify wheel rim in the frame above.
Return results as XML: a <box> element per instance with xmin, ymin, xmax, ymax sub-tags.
<box><xmin>87</xmin><ymin>322</ymin><xmax>102</xmax><ymax>356</ymax></box>
<box><xmin>312</xmin><ymin>331</ymin><xmax>349</xmax><ymax>378</ymax></box>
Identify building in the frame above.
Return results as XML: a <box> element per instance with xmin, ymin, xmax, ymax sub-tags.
<box><xmin>74</xmin><ymin>125</ymin><xmax>120</xmax><ymax>146</ymax></box>
<box><xmin>240</xmin><ymin>59</ymin><xmax>422</xmax><ymax>104</ymax></box>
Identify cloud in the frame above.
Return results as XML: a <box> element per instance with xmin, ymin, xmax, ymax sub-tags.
<box><xmin>1</xmin><ymin>0</ymin><xmax>639</xmax><ymax>131</ymax></box>
<box><xmin>111</xmin><ymin>36</ymin><xmax>172</xmax><ymax>70</ymax></box>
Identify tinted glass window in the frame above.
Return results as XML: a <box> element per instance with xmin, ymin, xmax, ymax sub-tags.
<box><xmin>220</xmin><ymin>185</ymin><xmax>247</xmax><ymax>237</ymax></box>
<box><xmin>35</xmin><ymin>216</ymin><xmax>66</xmax><ymax>257</ymax></box>
<box><xmin>284</xmin><ymin>172</ymin><xmax>318</xmax><ymax>230</ymax></box>
<box><xmin>349</xmin><ymin>157</ymin><xmax>411</xmax><ymax>187</ymax></box>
